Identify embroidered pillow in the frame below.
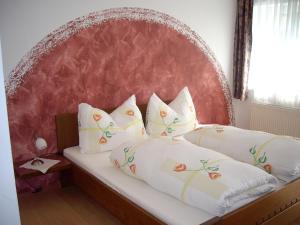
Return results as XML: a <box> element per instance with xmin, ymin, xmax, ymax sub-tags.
<box><xmin>110</xmin><ymin>95</ymin><xmax>147</xmax><ymax>139</ymax></box>
<box><xmin>146</xmin><ymin>87</ymin><xmax>198</xmax><ymax>137</ymax></box>
<box><xmin>78</xmin><ymin>95</ymin><xmax>146</xmax><ymax>154</ymax></box>
<box><xmin>169</xmin><ymin>87</ymin><xmax>197</xmax><ymax>118</ymax></box>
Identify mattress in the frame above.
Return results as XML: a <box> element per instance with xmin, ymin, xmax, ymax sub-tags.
<box><xmin>63</xmin><ymin>146</ymin><xmax>280</xmax><ymax>225</ymax></box>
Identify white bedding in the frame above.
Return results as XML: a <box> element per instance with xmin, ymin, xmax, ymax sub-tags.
<box><xmin>64</xmin><ymin>146</ymin><xmax>215</xmax><ymax>225</ymax></box>
<box><xmin>110</xmin><ymin>138</ymin><xmax>277</xmax><ymax>216</ymax></box>
<box><xmin>64</xmin><ymin>146</ymin><xmax>279</xmax><ymax>225</ymax></box>
<box><xmin>185</xmin><ymin>125</ymin><xmax>300</xmax><ymax>181</ymax></box>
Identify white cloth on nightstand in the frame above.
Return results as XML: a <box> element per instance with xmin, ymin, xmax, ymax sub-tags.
<box><xmin>19</xmin><ymin>157</ymin><xmax>60</xmax><ymax>173</ymax></box>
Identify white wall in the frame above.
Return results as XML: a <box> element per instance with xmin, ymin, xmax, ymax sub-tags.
<box><xmin>0</xmin><ymin>0</ymin><xmax>236</xmax><ymax>81</ymax></box>
<box><xmin>0</xmin><ymin>0</ymin><xmax>249</xmax><ymax>127</ymax></box>
<box><xmin>0</xmin><ymin>40</ymin><xmax>21</xmax><ymax>225</ymax></box>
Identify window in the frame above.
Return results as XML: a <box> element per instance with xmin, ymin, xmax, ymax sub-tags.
<box><xmin>249</xmin><ymin>0</ymin><xmax>300</xmax><ymax>108</ymax></box>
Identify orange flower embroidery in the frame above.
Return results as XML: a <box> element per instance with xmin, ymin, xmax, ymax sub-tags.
<box><xmin>114</xmin><ymin>160</ymin><xmax>120</xmax><ymax>168</ymax></box>
<box><xmin>93</xmin><ymin>113</ymin><xmax>102</xmax><ymax>121</ymax></box>
<box><xmin>160</xmin><ymin>110</ymin><xmax>167</xmax><ymax>118</ymax></box>
<box><xmin>263</xmin><ymin>164</ymin><xmax>272</xmax><ymax>174</ymax></box>
<box><xmin>99</xmin><ymin>136</ymin><xmax>107</xmax><ymax>144</ymax></box>
<box><xmin>126</xmin><ymin>110</ymin><xmax>134</xmax><ymax>116</ymax></box>
<box><xmin>161</xmin><ymin>131</ymin><xmax>167</xmax><ymax>136</ymax></box>
<box><xmin>208</xmin><ymin>172</ymin><xmax>221</xmax><ymax>180</ymax></box>
<box><xmin>174</xmin><ymin>163</ymin><xmax>187</xmax><ymax>172</ymax></box>
<box><xmin>130</xmin><ymin>164</ymin><xmax>136</xmax><ymax>174</ymax></box>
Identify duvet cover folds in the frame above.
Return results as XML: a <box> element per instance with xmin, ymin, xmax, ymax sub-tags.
<box><xmin>110</xmin><ymin>138</ymin><xmax>277</xmax><ymax>216</ymax></box>
<box><xmin>185</xmin><ymin>125</ymin><xmax>300</xmax><ymax>181</ymax></box>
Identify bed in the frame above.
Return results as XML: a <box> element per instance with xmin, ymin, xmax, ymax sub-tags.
<box><xmin>55</xmin><ymin>111</ymin><xmax>300</xmax><ymax>225</ymax></box>
<box><xmin>6</xmin><ymin>7</ymin><xmax>300</xmax><ymax>223</ymax></box>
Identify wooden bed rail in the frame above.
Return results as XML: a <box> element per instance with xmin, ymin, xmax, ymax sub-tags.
<box><xmin>214</xmin><ymin>178</ymin><xmax>300</xmax><ymax>225</ymax></box>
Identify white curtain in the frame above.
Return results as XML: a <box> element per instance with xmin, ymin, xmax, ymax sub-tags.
<box><xmin>249</xmin><ymin>0</ymin><xmax>300</xmax><ymax>108</ymax></box>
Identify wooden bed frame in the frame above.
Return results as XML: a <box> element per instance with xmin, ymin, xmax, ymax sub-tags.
<box><xmin>55</xmin><ymin>109</ymin><xmax>300</xmax><ymax>225</ymax></box>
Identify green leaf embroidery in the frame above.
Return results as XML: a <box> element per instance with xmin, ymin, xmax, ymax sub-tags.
<box><xmin>258</xmin><ymin>152</ymin><xmax>267</xmax><ymax>163</ymax></box>
<box><xmin>249</xmin><ymin>144</ymin><xmax>272</xmax><ymax>173</ymax></box>
<box><xmin>167</xmin><ymin>127</ymin><xmax>174</xmax><ymax>133</ymax></box>
<box><xmin>207</xmin><ymin>166</ymin><xmax>219</xmax><ymax>171</ymax></box>
<box><xmin>119</xmin><ymin>146</ymin><xmax>136</xmax><ymax>175</ymax></box>
<box><xmin>249</xmin><ymin>146</ymin><xmax>256</xmax><ymax>155</ymax></box>
<box><xmin>200</xmin><ymin>160</ymin><xmax>208</xmax><ymax>164</ymax></box>
<box><xmin>105</xmin><ymin>131</ymin><xmax>112</xmax><ymax>138</ymax></box>
<box><xmin>160</xmin><ymin>114</ymin><xmax>180</xmax><ymax>135</ymax></box>
<box><xmin>128</xmin><ymin>156</ymin><xmax>134</xmax><ymax>163</ymax></box>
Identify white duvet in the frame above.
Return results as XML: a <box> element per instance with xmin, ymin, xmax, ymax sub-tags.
<box><xmin>110</xmin><ymin>137</ymin><xmax>277</xmax><ymax>216</ymax></box>
<box><xmin>185</xmin><ymin>125</ymin><xmax>300</xmax><ymax>181</ymax></box>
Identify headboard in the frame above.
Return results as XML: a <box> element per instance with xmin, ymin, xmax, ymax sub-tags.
<box><xmin>6</xmin><ymin>7</ymin><xmax>234</xmax><ymax>163</ymax></box>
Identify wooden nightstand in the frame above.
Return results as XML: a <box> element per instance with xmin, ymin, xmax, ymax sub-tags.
<box><xmin>14</xmin><ymin>154</ymin><xmax>72</xmax><ymax>189</ymax></box>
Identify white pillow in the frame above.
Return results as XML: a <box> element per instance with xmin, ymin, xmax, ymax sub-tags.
<box><xmin>78</xmin><ymin>95</ymin><xmax>146</xmax><ymax>154</ymax></box>
<box><xmin>111</xmin><ymin>95</ymin><xmax>147</xmax><ymax>139</ymax></box>
<box><xmin>146</xmin><ymin>87</ymin><xmax>198</xmax><ymax>137</ymax></box>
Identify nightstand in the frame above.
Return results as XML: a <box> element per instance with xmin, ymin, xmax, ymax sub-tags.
<box><xmin>14</xmin><ymin>154</ymin><xmax>72</xmax><ymax>189</ymax></box>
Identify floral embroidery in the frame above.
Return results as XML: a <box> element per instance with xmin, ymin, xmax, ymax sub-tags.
<box><xmin>174</xmin><ymin>163</ymin><xmax>187</xmax><ymax>172</ymax></box>
<box><xmin>93</xmin><ymin>113</ymin><xmax>102</xmax><ymax>121</ymax></box>
<box><xmin>160</xmin><ymin>110</ymin><xmax>167</xmax><ymax>117</ymax></box>
<box><xmin>173</xmin><ymin>159</ymin><xmax>222</xmax><ymax>180</ymax></box>
<box><xmin>249</xmin><ymin>145</ymin><xmax>272</xmax><ymax>173</ymax></box>
<box><xmin>263</xmin><ymin>164</ymin><xmax>272</xmax><ymax>173</ymax></box>
<box><xmin>161</xmin><ymin>131</ymin><xmax>167</xmax><ymax>136</ymax></box>
<box><xmin>124</xmin><ymin>108</ymin><xmax>145</xmax><ymax>137</ymax></box>
<box><xmin>92</xmin><ymin>112</ymin><xmax>115</xmax><ymax>145</ymax></box>
<box><xmin>159</xmin><ymin>109</ymin><xmax>180</xmax><ymax>136</ymax></box>
<box><xmin>129</xmin><ymin>164</ymin><xmax>136</xmax><ymax>174</ymax></box>
<box><xmin>114</xmin><ymin>160</ymin><xmax>120</xmax><ymax>168</ymax></box>
<box><xmin>126</xmin><ymin>110</ymin><xmax>135</xmax><ymax>116</ymax></box>
<box><xmin>114</xmin><ymin>146</ymin><xmax>137</xmax><ymax>175</ymax></box>
<box><xmin>99</xmin><ymin>136</ymin><xmax>107</xmax><ymax>144</ymax></box>
<box><xmin>209</xmin><ymin>172</ymin><xmax>222</xmax><ymax>180</ymax></box>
